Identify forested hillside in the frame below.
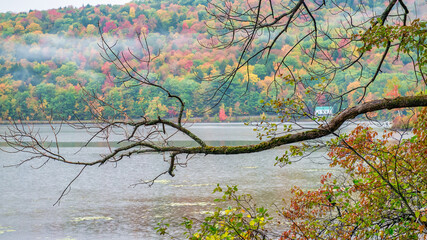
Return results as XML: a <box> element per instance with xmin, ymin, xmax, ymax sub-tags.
<box><xmin>0</xmin><ymin>0</ymin><xmax>422</xmax><ymax>121</ymax></box>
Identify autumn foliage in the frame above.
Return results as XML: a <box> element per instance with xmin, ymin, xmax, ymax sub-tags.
<box><xmin>219</xmin><ymin>105</ymin><xmax>228</xmax><ymax>121</ymax></box>
<box><xmin>281</xmin><ymin>109</ymin><xmax>427</xmax><ymax>239</ymax></box>
<box><xmin>0</xmin><ymin>1</ymin><xmax>424</xmax><ymax>121</ymax></box>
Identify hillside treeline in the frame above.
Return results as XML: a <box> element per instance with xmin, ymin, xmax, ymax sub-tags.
<box><xmin>0</xmin><ymin>0</ymin><xmax>418</xmax><ymax>121</ymax></box>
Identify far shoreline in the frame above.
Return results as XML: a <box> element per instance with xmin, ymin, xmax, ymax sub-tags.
<box><xmin>0</xmin><ymin>115</ymin><xmax>284</xmax><ymax>125</ymax></box>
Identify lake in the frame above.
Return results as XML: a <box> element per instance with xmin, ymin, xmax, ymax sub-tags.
<box><xmin>0</xmin><ymin>122</ymin><xmax>368</xmax><ymax>239</ymax></box>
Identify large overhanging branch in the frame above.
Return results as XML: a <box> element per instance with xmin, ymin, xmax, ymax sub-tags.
<box><xmin>169</xmin><ymin>95</ymin><xmax>427</xmax><ymax>156</ymax></box>
<box><xmin>5</xmin><ymin>95</ymin><xmax>426</xmax><ymax>178</ymax></box>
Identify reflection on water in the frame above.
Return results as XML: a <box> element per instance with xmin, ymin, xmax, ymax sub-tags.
<box><xmin>0</xmin><ymin>123</ymin><xmax>346</xmax><ymax>239</ymax></box>
<box><xmin>0</xmin><ymin>140</ymin><xmax>262</xmax><ymax>148</ymax></box>
<box><xmin>0</xmin><ymin>226</ymin><xmax>16</xmax><ymax>235</ymax></box>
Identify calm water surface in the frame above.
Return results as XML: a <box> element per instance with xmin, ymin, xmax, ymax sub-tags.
<box><xmin>0</xmin><ymin>122</ymin><xmax>367</xmax><ymax>239</ymax></box>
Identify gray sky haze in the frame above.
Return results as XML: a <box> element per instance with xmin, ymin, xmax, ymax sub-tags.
<box><xmin>0</xmin><ymin>0</ymin><xmax>131</xmax><ymax>13</ymax></box>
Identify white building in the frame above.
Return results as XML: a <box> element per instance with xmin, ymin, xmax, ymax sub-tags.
<box><xmin>315</xmin><ymin>106</ymin><xmax>333</xmax><ymax>116</ymax></box>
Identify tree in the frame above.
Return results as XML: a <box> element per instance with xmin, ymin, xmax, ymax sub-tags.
<box><xmin>179</xmin><ymin>107</ymin><xmax>427</xmax><ymax>239</ymax></box>
<box><xmin>1</xmin><ymin>0</ymin><xmax>427</xmax><ymax>236</ymax></box>
<box><xmin>281</xmin><ymin>109</ymin><xmax>427</xmax><ymax>239</ymax></box>
<box><xmin>253</xmin><ymin>64</ymin><xmax>268</xmax><ymax>80</ymax></box>
<box><xmin>25</xmin><ymin>22</ymin><xmax>42</xmax><ymax>33</ymax></box>
<box><xmin>219</xmin><ymin>104</ymin><xmax>228</xmax><ymax>121</ymax></box>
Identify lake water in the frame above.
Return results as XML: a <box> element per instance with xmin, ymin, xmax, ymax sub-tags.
<box><xmin>0</xmin><ymin>122</ymin><xmax>370</xmax><ymax>239</ymax></box>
